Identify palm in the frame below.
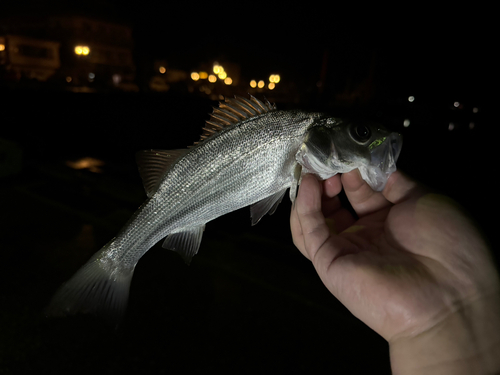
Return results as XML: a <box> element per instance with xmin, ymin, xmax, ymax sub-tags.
<box><xmin>291</xmin><ymin>171</ymin><xmax>496</xmax><ymax>342</ymax></box>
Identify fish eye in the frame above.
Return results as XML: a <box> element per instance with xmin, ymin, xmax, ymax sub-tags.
<box><xmin>350</xmin><ymin>124</ymin><xmax>371</xmax><ymax>143</ymax></box>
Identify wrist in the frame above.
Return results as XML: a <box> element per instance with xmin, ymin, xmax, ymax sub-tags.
<box><xmin>389</xmin><ymin>290</ymin><xmax>500</xmax><ymax>375</ymax></box>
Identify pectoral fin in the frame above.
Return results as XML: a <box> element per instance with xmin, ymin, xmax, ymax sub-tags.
<box><xmin>162</xmin><ymin>225</ymin><xmax>205</xmax><ymax>264</ymax></box>
<box><xmin>136</xmin><ymin>149</ymin><xmax>189</xmax><ymax>198</ymax></box>
<box><xmin>289</xmin><ymin>163</ymin><xmax>302</xmax><ymax>206</ymax></box>
<box><xmin>250</xmin><ymin>188</ymin><xmax>287</xmax><ymax>226</ymax></box>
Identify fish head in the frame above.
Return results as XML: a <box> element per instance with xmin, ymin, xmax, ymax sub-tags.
<box><xmin>296</xmin><ymin>118</ymin><xmax>402</xmax><ymax>191</ymax></box>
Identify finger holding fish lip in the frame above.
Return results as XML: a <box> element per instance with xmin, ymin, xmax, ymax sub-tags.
<box><xmin>342</xmin><ymin>169</ymin><xmax>393</xmax><ymax>218</ymax></box>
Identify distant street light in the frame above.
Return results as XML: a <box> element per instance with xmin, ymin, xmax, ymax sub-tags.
<box><xmin>74</xmin><ymin>45</ymin><xmax>90</xmax><ymax>55</ymax></box>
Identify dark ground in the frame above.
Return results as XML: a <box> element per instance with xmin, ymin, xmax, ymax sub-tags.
<box><xmin>0</xmin><ymin>90</ymin><xmax>497</xmax><ymax>374</ymax></box>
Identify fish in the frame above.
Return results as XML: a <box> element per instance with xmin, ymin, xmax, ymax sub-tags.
<box><xmin>45</xmin><ymin>95</ymin><xmax>402</xmax><ymax>323</ymax></box>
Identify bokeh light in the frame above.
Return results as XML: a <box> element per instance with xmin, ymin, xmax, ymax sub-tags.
<box><xmin>74</xmin><ymin>46</ymin><xmax>90</xmax><ymax>55</ymax></box>
<box><xmin>269</xmin><ymin>74</ymin><xmax>280</xmax><ymax>83</ymax></box>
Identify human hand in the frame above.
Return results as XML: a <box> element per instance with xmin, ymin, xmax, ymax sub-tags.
<box><xmin>291</xmin><ymin>170</ymin><xmax>500</xmax><ymax>374</ymax></box>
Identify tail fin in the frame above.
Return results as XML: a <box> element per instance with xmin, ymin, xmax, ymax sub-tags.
<box><xmin>45</xmin><ymin>241</ymin><xmax>134</xmax><ymax>327</ymax></box>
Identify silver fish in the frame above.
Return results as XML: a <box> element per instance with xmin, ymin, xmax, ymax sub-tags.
<box><xmin>46</xmin><ymin>95</ymin><xmax>402</xmax><ymax>323</ymax></box>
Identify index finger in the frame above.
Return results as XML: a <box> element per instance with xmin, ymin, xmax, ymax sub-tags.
<box><xmin>342</xmin><ymin>169</ymin><xmax>392</xmax><ymax>217</ymax></box>
<box><xmin>342</xmin><ymin>169</ymin><xmax>423</xmax><ymax>217</ymax></box>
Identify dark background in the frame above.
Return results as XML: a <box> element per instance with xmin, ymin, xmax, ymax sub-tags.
<box><xmin>0</xmin><ymin>3</ymin><xmax>497</xmax><ymax>374</ymax></box>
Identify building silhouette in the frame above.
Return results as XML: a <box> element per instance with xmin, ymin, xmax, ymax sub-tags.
<box><xmin>1</xmin><ymin>14</ymin><xmax>137</xmax><ymax>91</ymax></box>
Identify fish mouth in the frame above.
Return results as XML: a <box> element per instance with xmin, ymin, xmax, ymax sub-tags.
<box><xmin>358</xmin><ymin>133</ymin><xmax>403</xmax><ymax>191</ymax></box>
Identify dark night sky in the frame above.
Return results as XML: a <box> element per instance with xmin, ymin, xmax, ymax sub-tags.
<box><xmin>4</xmin><ymin>1</ymin><xmax>494</xmax><ymax>103</ymax></box>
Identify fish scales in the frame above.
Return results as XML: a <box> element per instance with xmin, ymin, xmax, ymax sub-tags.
<box><xmin>46</xmin><ymin>96</ymin><xmax>402</xmax><ymax>324</ymax></box>
<box><xmin>108</xmin><ymin>110</ymin><xmax>318</xmax><ymax>268</ymax></box>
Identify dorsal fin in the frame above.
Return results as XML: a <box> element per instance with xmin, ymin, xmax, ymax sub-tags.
<box><xmin>136</xmin><ymin>149</ymin><xmax>188</xmax><ymax>198</ymax></box>
<box><xmin>192</xmin><ymin>95</ymin><xmax>276</xmax><ymax>146</ymax></box>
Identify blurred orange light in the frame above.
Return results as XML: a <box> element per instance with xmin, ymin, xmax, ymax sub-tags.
<box><xmin>224</xmin><ymin>77</ymin><xmax>232</xmax><ymax>85</ymax></box>
<box><xmin>75</xmin><ymin>46</ymin><xmax>90</xmax><ymax>56</ymax></box>
<box><xmin>191</xmin><ymin>72</ymin><xmax>200</xmax><ymax>81</ymax></box>
<box><xmin>0</xmin><ymin>44</ymin><xmax>5</xmax><ymax>51</ymax></box>
<box><xmin>258</xmin><ymin>80</ymin><xmax>265</xmax><ymax>88</ymax></box>
<box><xmin>159</xmin><ymin>66</ymin><xmax>166</xmax><ymax>74</ymax></box>
<box><xmin>66</xmin><ymin>157</ymin><xmax>105</xmax><ymax>173</ymax></box>
<box><xmin>199</xmin><ymin>72</ymin><xmax>208</xmax><ymax>79</ymax></box>
<box><xmin>208</xmin><ymin>74</ymin><xmax>217</xmax><ymax>83</ymax></box>
<box><xmin>250</xmin><ymin>80</ymin><xmax>257</xmax><ymax>88</ymax></box>
<box><xmin>269</xmin><ymin>74</ymin><xmax>280</xmax><ymax>83</ymax></box>
<box><xmin>268</xmin><ymin>82</ymin><xmax>275</xmax><ymax>90</ymax></box>
<box><xmin>75</xmin><ymin>45</ymin><xmax>90</xmax><ymax>55</ymax></box>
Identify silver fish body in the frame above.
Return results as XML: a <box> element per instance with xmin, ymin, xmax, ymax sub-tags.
<box><xmin>46</xmin><ymin>96</ymin><xmax>402</xmax><ymax>323</ymax></box>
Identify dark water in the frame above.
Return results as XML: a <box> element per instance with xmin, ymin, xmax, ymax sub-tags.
<box><xmin>0</xmin><ymin>90</ymin><xmax>496</xmax><ymax>374</ymax></box>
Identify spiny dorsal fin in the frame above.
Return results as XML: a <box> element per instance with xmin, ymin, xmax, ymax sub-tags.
<box><xmin>193</xmin><ymin>95</ymin><xmax>276</xmax><ymax>146</ymax></box>
<box><xmin>136</xmin><ymin>149</ymin><xmax>188</xmax><ymax>198</ymax></box>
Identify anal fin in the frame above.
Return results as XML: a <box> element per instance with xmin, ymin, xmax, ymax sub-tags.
<box><xmin>250</xmin><ymin>189</ymin><xmax>287</xmax><ymax>226</ymax></box>
<box><xmin>162</xmin><ymin>225</ymin><xmax>205</xmax><ymax>264</ymax></box>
